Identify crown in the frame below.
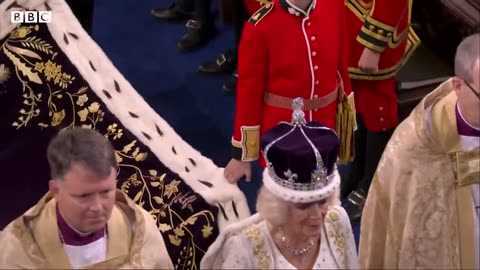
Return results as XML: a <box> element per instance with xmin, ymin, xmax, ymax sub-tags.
<box><xmin>261</xmin><ymin>98</ymin><xmax>339</xmax><ymax>191</ymax></box>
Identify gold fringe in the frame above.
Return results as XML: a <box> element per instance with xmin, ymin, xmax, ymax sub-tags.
<box><xmin>336</xmin><ymin>98</ymin><xmax>355</xmax><ymax>165</ymax></box>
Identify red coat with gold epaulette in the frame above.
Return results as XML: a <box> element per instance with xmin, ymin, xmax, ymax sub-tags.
<box><xmin>345</xmin><ymin>0</ymin><xmax>420</xmax><ymax>132</ymax></box>
<box><xmin>231</xmin><ymin>0</ymin><xmax>354</xmax><ymax>165</ymax></box>
<box><xmin>345</xmin><ymin>0</ymin><xmax>418</xmax><ymax>80</ymax></box>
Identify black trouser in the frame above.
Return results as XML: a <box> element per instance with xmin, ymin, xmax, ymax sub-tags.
<box><xmin>65</xmin><ymin>0</ymin><xmax>95</xmax><ymax>35</ymax></box>
<box><xmin>174</xmin><ymin>0</ymin><xmax>212</xmax><ymax>26</ymax></box>
<box><xmin>341</xmin><ymin>114</ymin><xmax>393</xmax><ymax>198</ymax></box>
<box><xmin>232</xmin><ymin>0</ymin><xmax>250</xmax><ymax>49</ymax></box>
<box><xmin>174</xmin><ymin>0</ymin><xmax>194</xmax><ymax>13</ymax></box>
<box><xmin>194</xmin><ymin>0</ymin><xmax>213</xmax><ymax>27</ymax></box>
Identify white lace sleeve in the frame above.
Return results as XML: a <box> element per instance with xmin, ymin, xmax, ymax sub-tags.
<box><xmin>220</xmin><ymin>234</ymin><xmax>255</xmax><ymax>269</ymax></box>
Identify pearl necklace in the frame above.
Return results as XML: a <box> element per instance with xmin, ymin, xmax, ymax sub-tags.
<box><xmin>278</xmin><ymin>228</ymin><xmax>315</xmax><ymax>256</ymax></box>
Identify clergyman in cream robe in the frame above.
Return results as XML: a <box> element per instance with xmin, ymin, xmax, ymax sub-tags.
<box><xmin>359</xmin><ymin>79</ymin><xmax>479</xmax><ymax>269</ymax></box>
<box><xmin>0</xmin><ymin>190</ymin><xmax>174</xmax><ymax>269</ymax></box>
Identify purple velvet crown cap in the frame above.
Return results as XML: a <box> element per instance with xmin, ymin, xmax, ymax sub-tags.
<box><xmin>260</xmin><ymin>98</ymin><xmax>340</xmax><ymax>189</ymax></box>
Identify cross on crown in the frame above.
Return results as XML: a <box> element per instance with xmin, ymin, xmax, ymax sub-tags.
<box><xmin>284</xmin><ymin>169</ymin><xmax>298</xmax><ymax>182</ymax></box>
<box><xmin>291</xmin><ymin>97</ymin><xmax>306</xmax><ymax>125</ymax></box>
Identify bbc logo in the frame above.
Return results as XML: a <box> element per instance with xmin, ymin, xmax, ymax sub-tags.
<box><xmin>10</xmin><ymin>11</ymin><xmax>52</xmax><ymax>23</ymax></box>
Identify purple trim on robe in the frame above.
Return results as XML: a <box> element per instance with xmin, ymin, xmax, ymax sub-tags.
<box><xmin>456</xmin><ymin>104</ymin><xmax>480</xmax><ymax>137</ymax></box>
<box><xmin>56</xmin><ymin>205</ymin><xmax>106</xmax><ymax>246</ymax></box>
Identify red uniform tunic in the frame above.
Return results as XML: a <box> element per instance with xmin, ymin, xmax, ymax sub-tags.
<box><xmin>345</xmin><ymin>0</ymin><xmax>420</xmax><ymax>132</ymax></box>
<box><xmin>243</xmin><ymin>0</ymin><xmax>268</xmax><ymax>15</ymax></box>
<box><xmin>231</xmin><ymin>0</ymin><xmax>353</xmax><ymax>165</ymax></box>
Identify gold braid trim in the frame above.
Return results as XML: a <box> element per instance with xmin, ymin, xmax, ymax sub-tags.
<box><xmin>336</xmin><ymin>94</ymin><xmax>355</xmax><ymax>165</ymax></box>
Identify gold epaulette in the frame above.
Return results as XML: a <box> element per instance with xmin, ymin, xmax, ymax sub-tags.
<box><xmin>249</xmin><ymin>2</ymin><xmax>274</xmax><ymax>26</ymax></box>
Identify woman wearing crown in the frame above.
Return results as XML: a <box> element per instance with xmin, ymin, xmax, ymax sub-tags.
<box><xmin>201</xmin><ymin>98</ymin><xmax>359</xmax><ymax>269</ymax></box>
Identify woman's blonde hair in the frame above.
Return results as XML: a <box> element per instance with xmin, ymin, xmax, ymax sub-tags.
<box><xmin>256</xmin><ymin>186</ymin><xmax>290</xmax><ymax>226</ymax></box>
<box><xmin>255</xmin><ymin>184</ymin><xmax>340</xmax><ymax>227</ymax></box>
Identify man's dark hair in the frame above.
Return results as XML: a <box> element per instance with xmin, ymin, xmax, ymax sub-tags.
<box><xmin>47</xmin><ymin>127</ymin><xmax>117</xmax><ymax>180</ymax></box>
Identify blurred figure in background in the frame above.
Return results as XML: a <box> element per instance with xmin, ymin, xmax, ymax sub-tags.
<box><xmin>151</xmin><ymin>0</ymin><xmax>215</xmax><ymax>52</ymax></box>
<box><xmin>198</xmin><ymin>0</ymin><xmax>266</xmax><ymax>95</ymax></box>
<box><xmin>341</xmin><ymin>0</ymin><xmax>420</xmax><ymax>220</ymax></box>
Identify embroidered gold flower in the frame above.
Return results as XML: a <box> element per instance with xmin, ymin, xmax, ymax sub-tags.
<box><xmin>77</xmin><ymin>108</ymin><xmax>89</xmax><ymax>122</ymax></box>
<box><xmin>0</xmin><ymin>64</ymin><xmax>11</xmax><ymax>83</ymax></box>
<box><xmin>34</xmin><ymin>62</ymin><xmax>44</xmax><ymax>72</ymax></box>
<box><xmin>164</xmin><ymin>180</ymin><xmax>180</xmax><ymax>199</ymax></box>
<box><xmin>88</xmin><ymin>102</ymin><xmax>100</xmax><ymax>113</ymax></box>
<box><xmin>9</xmin><ymin>26</ymin><xmax>31</xmax><ymax>39</ymax></box>
<box><xmin>159</xmin><ymin>223</ymin><xmax>172</xmax><ymax>232</ymax></box>
<box><xmin>76</xmin><ymin>94</ymin><xmax>88</xmax><ymax>106</ymax></box>
<box><xmin>337</xmin><ymin>236</ymin><xmax>345</xmax><ymax>248</ymax></box>
<box><xmin>201</xmin><ymin>225</ymin><xmax>213</xmax><ymax>238</ymax></box>
<box><xmin>184</xmin><ymin>216</ymin><xmax>198</xmax><ymax>225</ymax></box>
<box><xmin>174</xmin><ymin>227</ymin><xmax>185</xmax><ymax>237</ymax></box>
<box><xmin>121</xmin><ymin>140</ymin><xmax>135</xmax><ymax>154</ymax></box>
<box><xmin>114</xmin><ymin>131</ymin><xmax>123</xmax><ymax>140</ymax></box>
<box><xmin>54</xmin><ymin>72</ymin><xmax>74</xmax><ymax>89</ymax></box>
<box><xmin>43</xmin><ymin>60</ymin><xmax>61</xmax><ymax>82</ymax></box>
<box><xmin>51</xmin><ymin>109</ymin><xmax>65</xmax><ymax>126</ymax></box>
<box><xmin>243</xmin><ymin>227</ymin><xmax>260</xmax><ymax>237</ymax></box>
<box><xmin>105</xmin><ymin>123</ymin><xmax>124</xmax><ymax>141</ymax></box>
<box><xmin>34</xmin><ymin>61</ymin><xmax>74</xmax><ymax>88</ymax></box>
<box><xmin>114</xmin><ymin>152</ymin><xmax>123</xmax><ymax>164</ymax></box>
<box><xmin>329</xmin><ymin>211</ymin><xmax>339</xmax><ymax>221</ymax></box>
<box><xmin>168</xmin><ymin>234</ymin><xmax>182</xmax><ymax>246</ymax></box>
<box><xmin>107</xmin><ymin>123</ymin><xmax>118</xmax><ymax>132</ymax></box>
<box><xmin>134</xmin><ymin>152</ymin><xmax>147</xmax><ymax>162</ymax></box>
<box><xmin>243</xmin><ymin>227</ymin><xmax>270</xmax><ymax>269</ymax></box>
